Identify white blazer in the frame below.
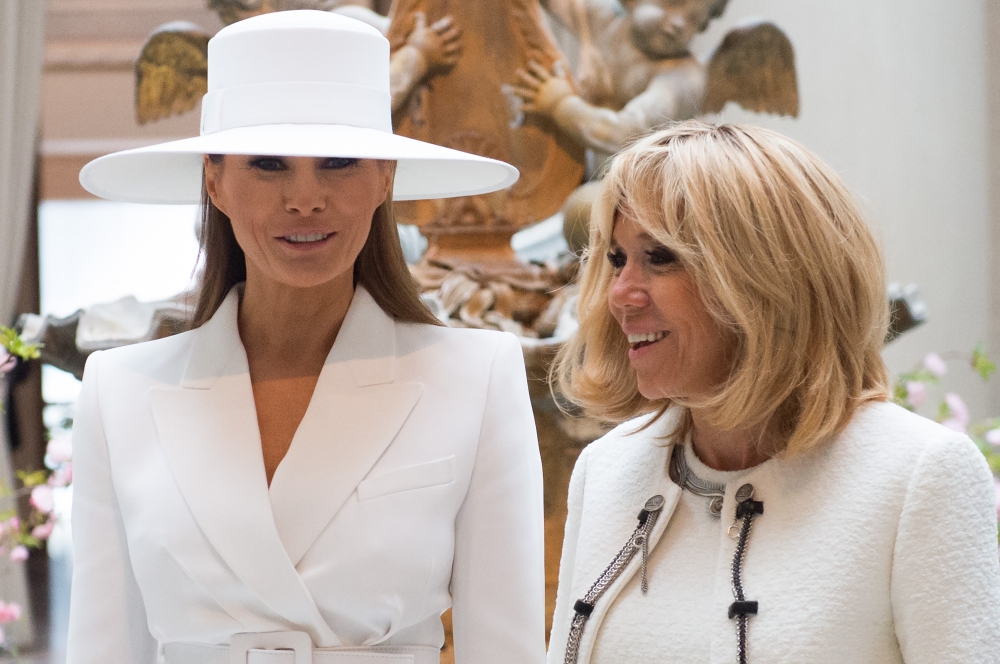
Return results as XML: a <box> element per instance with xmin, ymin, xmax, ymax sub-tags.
<box><xmin>548</xmin><ymin>402</ymin><xmax>1000</xmax><ymax>664</ymax></box>
<box><xmin>66</xmin><ymin>285</ymin><xmax>546</xmax><ymax>664</ymax></box>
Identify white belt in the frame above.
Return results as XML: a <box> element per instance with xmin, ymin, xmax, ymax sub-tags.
<box><xmin>162</xmin><ymin>632</ymin><xmax>441</xmax><ymax>664</ymax></box>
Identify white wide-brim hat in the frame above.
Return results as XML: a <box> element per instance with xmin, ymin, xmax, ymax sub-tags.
<box><xmin>79</xmin><ymin>10</ymin><xmax>519</xmax><ymax>204</ymax></box>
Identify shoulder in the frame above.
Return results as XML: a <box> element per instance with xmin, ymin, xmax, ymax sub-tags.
<box><xmin>813</xmin><ymin>401</ymin><xmax>992</xmax><ymax>506</ymax></box>
<box><xmin>586</xmin><ymin>409</ymin><xmax>676</xmax><ymax>455</ymax></box>
<box><xmin>574</xmin><ymin>409</ymin><xmax>677</xmax><ymax>482</ymax></box>
<box><xmin>395</xmin><ymin>321</ymin><xmax>520</xmax><ymax>367</ymax></box>
<box><xmin>84</xmin><ymin>328</ymin><xmax>197</xmax><ymax>388</ymax></box>
<box><xmin>837</xmin><ymin>400</ymin><xmax>983</xmax><ymax>467</ymax></box>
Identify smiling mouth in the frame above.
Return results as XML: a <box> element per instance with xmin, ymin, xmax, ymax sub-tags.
<box><xmin>282</xmin><ymin>233</ymin><xmax>332</xmax><ymax>244</ymax></box>
<box><xmin>627</xmin><ymin>331</ymin><xmax>668</xmax><ymax>350</ymax></box>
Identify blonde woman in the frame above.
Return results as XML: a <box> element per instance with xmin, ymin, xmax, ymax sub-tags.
<box><xmin>549</xmin><ymin>121</ymin><xmax>1000</xmax><ymax>664</ymax></box>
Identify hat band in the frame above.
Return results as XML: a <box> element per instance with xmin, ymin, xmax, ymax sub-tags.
<box><xmin>200</xmin><ymin>81</ymin><xmax>392</xmax><ymax>135</ymax></box>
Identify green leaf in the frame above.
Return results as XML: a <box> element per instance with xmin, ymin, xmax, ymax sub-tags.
<box><xmin>892</xmin><ymin>383</ymin><xmax>910</xmax><ymax>409</ymax></box>
<box><xmin>973</xmin><ymin>344</ymin><xmax>997</xmax><ymax>381</ymax></box>
<box><xmin>936</xmin><ymin>399</ymin><xmax>951</xmax><ymax>422</ymax></box>
<box><xmin>0</xmin><ymin>326</ymin><xmax>41</xmax><ymax>361</ymax></box>
<box><xmin>15</xmin><ymin>470</ymin><xmax>49</xmax><ymax>488</ymax></box>
<box><xmin>16</xmin><ymin>534</ymin><xmax>40</xmax><ymax>549</ymax></box>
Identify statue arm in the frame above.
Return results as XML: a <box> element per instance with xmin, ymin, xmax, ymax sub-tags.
<box><xmin>390</xmin><ymin>45</ymin><xmax>429</xmax><ymax>114</ymax></box>
<box><xmin>549</xmin><ymin>95</ymin><xmax>645</xmax><ymax>154</ymax></box>
<box><xmin>514</xmin><ymin>62</ymin><xmax>688</xmax><ymax>154</ymax></box>
<box><xmin>388</xmin><ymin>12</ymin><xmax>463</xmax><ymax>114</ymax></box>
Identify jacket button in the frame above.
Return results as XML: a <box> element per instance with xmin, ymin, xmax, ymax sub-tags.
<box><xmin>735</xmin><ymin>483</ymin><xmax>754</xmax><ymax>501</ymax></box>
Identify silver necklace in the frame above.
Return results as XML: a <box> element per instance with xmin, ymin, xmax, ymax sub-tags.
<box><xmin>668</xmin><ymin>442</ymin><xmax>727</xmax><ymax>518</ymax></box>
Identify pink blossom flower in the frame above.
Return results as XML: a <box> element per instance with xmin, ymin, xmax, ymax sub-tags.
<box><xmin>987</xmin><ymin>428</ymin><xmax>1000</xmax><ymax>448</ymax></box>
<box><xmin>940</xmin><ymin>418</ymin><xmax>966</xmax><ymax>434</ymax></box>
<box><xmin>944</xmin><ymin>393</ymin><xmax>970</xmax><ymax>426</ymax></box>
<box><xmin>29</xmin><ymin>485</ymin><xmax>54</xmax><ymax>515</ymax></box>
<box><xmin>9</xmin><ymin>546</ymin><xmax>28</xmax><ymax>563</ymax></box>
<box><xmin>923</xmin><ymin>352</ymin><xmax>948</xmax><ymax>377</ymax></box>
<box><xmin>48</xmin><ymin>464</ymin><xmax>72</xmax><ymax>488</ymax></box>
<box><xmin>31</xmin><ymin>521</ymin><xmax>54</xmax><ymax>540</ymax></box>
<box><xmin>995</xmin><ymin>478</ymin><xmax>1000</xmax><ymax>521</ymax></box>
<box><xmin>5</xmin><ymin>518</ymin><xmax>19</xmax><ymax>532</ymax></box>
<box><xmin>905</xmin><ymin>381</ymin><xmax>927</xmax><ymax>408</ymax></box>
<box><xmin>45</xmin><ymin>434</ymin><xmax>72</xmax><ymax>465</ymax></box>
<box><xmin>0</xmin><ymin>602</ymin><xmax>22</xmax><ymax>623</ymax></box>
<box><xmin>0</xmin><ymin>351</ymin><xmax>14</xmax><ymax>375</ymax></box>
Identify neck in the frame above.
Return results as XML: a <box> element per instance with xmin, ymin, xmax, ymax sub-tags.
<box><xmin>689</xmin><ymin>408</ymin><xmax>773</xmax><ymax>472</ymax></box>
<box><xmin>238</xmin><ymin>268</ymin><xmax>356</xmax><ymax>381</ymax></box>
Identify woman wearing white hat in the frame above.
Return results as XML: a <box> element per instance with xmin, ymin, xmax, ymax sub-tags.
<box><xmin>66</xmin><ymin>10</ymin><xmax>544</xmax><ymax>664</ymax></box>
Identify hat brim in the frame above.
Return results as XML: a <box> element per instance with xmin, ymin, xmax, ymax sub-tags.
<box><xmin>78</xmin><ymin>124</ymin><xmax>520</xmax><ymax>204</ymax></box>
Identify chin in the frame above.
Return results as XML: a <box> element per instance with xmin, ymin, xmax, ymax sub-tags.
<box><xmin>635</xmin><ymin>377</ymin><xmax>678</xmax><ymax>402</ymax></box>
<box><xmin>274</xmin><ymin>270</ymin><xmax>350</xmax><ymax>290</ymax></box>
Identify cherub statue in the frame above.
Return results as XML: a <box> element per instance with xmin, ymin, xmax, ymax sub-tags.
<box><xmin>512</xmin><ymin>0</ymin><xmax>798</xmax><ymax>249</ymax></box>
<box><xmin>136</xmin><ymin>1</ymin><xmax>462</xmax><ymax>126</ymax></box>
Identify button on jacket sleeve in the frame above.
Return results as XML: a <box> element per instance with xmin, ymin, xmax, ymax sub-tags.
<box><xmin>451</xmin><ymin>332</ymin><xmax>547</xmax><ymax>664</ymax></box>
<box><xmin>66</xmin><ymin>351</ymin><xmax>159</xmax><ymax>664</ymax></box>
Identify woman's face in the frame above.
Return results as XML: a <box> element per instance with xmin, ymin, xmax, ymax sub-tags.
<box><xmin>204</xmin><ymin>155</ymin><xmax>391</xmax><ymax>290</ymax></box>
<box><xmin>607</xmin><ymin>212</ymin><xmax>733</xmax><ymax>402</ymax></box>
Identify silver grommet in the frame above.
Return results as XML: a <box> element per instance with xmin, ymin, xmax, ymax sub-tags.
<box><xmin>735</xmin><ymin>483</ymin><xmax>754</xmax><ymax>502</ymax></box>
<box><xmin>644</xmin><ymin>495</ymin><xmax>665</xmax><ymax>511</ymax></box>
<box><xmin>710</xmin><ymin>496</ymin><xmax>724</xmax><ymax>516</ymax></box>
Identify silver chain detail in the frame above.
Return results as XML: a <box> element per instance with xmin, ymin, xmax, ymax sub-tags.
<box><xmin>563</xmin><ymin>496</ymin><xmax>665</xmax><ymax>664</ymax></box>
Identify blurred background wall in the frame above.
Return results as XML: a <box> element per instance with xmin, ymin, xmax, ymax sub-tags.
<box><xmin>695</xmin><ymin>0</ymin><xmax>999</xmax><ymax>419</ymax></box>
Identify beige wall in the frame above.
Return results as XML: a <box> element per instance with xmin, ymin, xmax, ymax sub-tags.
<box><xmin>41</xmin><ymin>0</ymin><xmax>223</xmax><ymax>198</ymax></box>
<box><xmin>696</xmin><ymin>0</ymin><xmax>996</xmax><ymax>419</ymax></box>
<box><xmin>987</xmin><ymin>0</ymin><xmax>1000</xmax><ymax>413</ymax></box>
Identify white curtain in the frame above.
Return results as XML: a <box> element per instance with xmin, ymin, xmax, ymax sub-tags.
<box><xmin>0</xmin><ymin>0</ymin><xmax>46</xmax><ymax>648</ymax></box>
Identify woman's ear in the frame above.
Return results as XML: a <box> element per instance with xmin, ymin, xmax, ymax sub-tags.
<box><xmin>380</xmin><ymin>160</ymin><xmax>397</xmax><ymax>202</ymax></box>
<box><xmin>203</xmin><ymin>154</ymin><xmax>226</xmax><ymax>214</ymax></box>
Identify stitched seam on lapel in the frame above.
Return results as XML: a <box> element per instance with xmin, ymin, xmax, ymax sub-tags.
<box><xmin>578</xmin><ymin>483</ymin><xmax>680</xmax><ymax>661</ymax></box>
<box><xmin>574</xmin><ymin>441</ymin><xmax>680</xmax><ymax>661</ymax></box>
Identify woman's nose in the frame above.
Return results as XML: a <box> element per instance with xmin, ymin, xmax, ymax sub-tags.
<box><xmin>284</xmin><ymin>170</ymin><xmax>327</xmax><ymax>215</ymax></box>
<box><xmin>609</xmin><ymin>262</ymin><xmax>649</xmax><ymax>310</ymax></box>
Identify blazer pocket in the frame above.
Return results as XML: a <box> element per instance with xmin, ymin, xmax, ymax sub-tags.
<box><xmin>357</xmin><ymin>456</ymin><xmax>456</xmax><ymax>502</ymax></box>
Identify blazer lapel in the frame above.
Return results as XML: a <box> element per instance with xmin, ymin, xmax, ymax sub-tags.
<box><xmin>148</xmin><ymin>288</ymin><xmax>340</xmax><ymax>646</ymax></box>
<box><xmin>572</xmin><ymin>415</ymin><xmax>683</xmax><ymax>659</ymax></box>
<box><xmin>268</xmin><ymin>287</ymin><xmax>423</xmax><ymax>566</ymax></box>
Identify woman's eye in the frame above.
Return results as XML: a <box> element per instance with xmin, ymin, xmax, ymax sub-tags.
<box><xmin>606</xmin><ymin>250</ymin><xmax>626</xmax><ymax>269</ymax></box>
<box><xmin>249</xmin><ymin>157</ymin><xmax>286</xmax><ymax>171</ymax></box>
<box><xmin>647</xmin><ymin>247</ymin><xmax>678</xmax><ymax>266</ymax></box>
<box><xmin>323</xmin><ymin>157</ymin><xmax>359</xmax><ymax>170</ymax></box>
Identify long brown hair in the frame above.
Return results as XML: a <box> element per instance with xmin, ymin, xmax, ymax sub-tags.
<box><xmin>190</xmin><ymin>156</ymin><xmax>440</xmax><ymax>328</ymax></box>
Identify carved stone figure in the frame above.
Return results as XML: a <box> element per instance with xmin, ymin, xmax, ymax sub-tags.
<box><xmin>512</xmin><ymin>0</ymin><xmax>799</xmax><ymax>249</ymax></box>
<box><xmin>386</xmin><ymin>0</ymin><xmax>585</xmax><ymax>262</ymax></box>
<box><xmin>136</xmin><ymin>2</ymin><xmax>462</xmax><ymax>125</ymax></box>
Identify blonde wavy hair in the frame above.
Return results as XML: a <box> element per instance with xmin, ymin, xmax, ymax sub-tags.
<box><xmin>554</xmin><ymin>121</ymin><xmax>890</xmax><ymax>456</ymax></box>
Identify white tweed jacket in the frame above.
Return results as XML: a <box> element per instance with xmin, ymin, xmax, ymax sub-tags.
<box><xmin>548</xmin><ymin>401</ymin><xmax>1000</xmax><ymax>664</ymax></box>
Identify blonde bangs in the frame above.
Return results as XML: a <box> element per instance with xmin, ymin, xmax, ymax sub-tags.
<box><xmin>553</xmin><ymin>121</ymin><xmax>890</xmax><ymax>455</ymax></box>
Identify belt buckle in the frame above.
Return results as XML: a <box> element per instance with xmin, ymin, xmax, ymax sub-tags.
<box><xmin>230</xmin><ymin>631</ymin><xmax>311</xmax><ymax>664</ymax></box>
